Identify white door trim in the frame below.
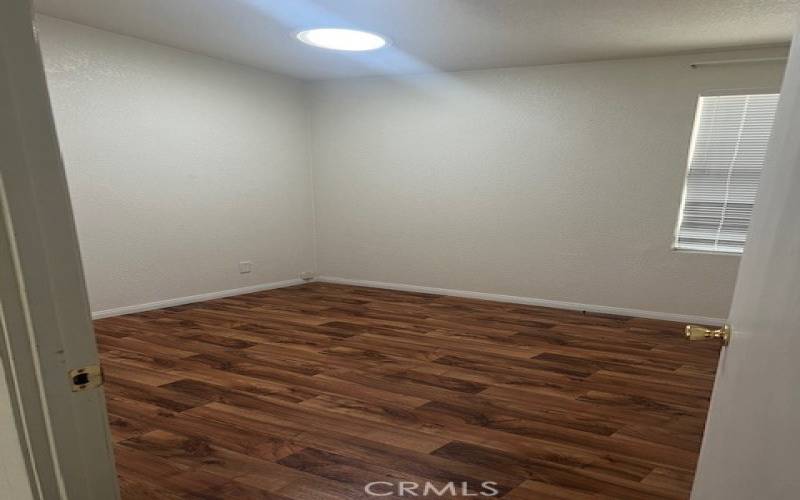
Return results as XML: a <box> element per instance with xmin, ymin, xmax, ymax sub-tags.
<box><xmin>0</xmin><ymin>1</ymin><xmax>119</xmax><ymax>498</ymax></box>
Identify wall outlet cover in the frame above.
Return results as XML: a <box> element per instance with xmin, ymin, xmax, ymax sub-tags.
<box><xmin>239</xmin><ymin>261</ymin><xmax>252</xmax><ymax>274</ymax></box>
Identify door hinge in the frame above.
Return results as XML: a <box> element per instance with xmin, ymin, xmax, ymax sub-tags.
<box><xmin>69</xmin><ymin>364</ymin><xmax>104</xmax><ymax>392</ymax></box>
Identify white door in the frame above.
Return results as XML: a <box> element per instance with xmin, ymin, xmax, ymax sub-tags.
<box><xmin>691</xmin><ymin>32</ymin><xmax>800</xmax><ymax>500</ymax></box>
<box><xmin>0</xmin><ymin>0</ymin><xmax>119</xmax><ymax>498</ymax></box>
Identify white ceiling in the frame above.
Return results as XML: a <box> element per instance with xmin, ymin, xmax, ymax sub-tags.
<box><xmin>34</xmin><ymin>0</ymin><xmax>800</xmax><ymax>80</ymax></box>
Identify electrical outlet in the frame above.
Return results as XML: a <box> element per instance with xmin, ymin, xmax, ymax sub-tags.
<box><xmin>299</xmin><ymin>271</ymin><xmax>315</xmax><ymax>281</ymax></box>
<box><xmin>239</xmin><ymin>261</ymin><xmax>252</xmax><ymax>274</ymax></box>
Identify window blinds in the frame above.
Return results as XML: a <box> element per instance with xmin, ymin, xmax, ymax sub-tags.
<box><xmin>674</xmin><ymin>92</ymin><xmax>780</xmax><ymax>253</ymax></box>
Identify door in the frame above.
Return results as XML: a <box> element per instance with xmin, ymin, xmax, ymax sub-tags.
<box><xmin>0</xmin><ymin>0</ymin><xmax>119</xmax><ymax>498</ymax></box>
<box><xmin>690</xmin><ymin>32</ymin><xmax>800</xmax><ymax>500</ymax></box>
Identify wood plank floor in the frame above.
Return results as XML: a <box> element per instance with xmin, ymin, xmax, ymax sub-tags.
<box><xmin>95</xmin><ymin>282</ymin><xmax>721</xmax><ymax>499</ymax></box>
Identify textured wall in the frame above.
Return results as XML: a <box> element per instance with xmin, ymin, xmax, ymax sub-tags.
<box><xmin>36</xmin><ymin>15</ymin><xmax>788</xmax><ymax>319</ymax></box>
<box><xmin>37</xmin><ymin>16</ymin><xmax>315</xmax><ymax>312</ymax></box>
<box><xmin>310</xmin><ymin>48</ymin><xmax>787</xmax><ymax>318</ymax></box>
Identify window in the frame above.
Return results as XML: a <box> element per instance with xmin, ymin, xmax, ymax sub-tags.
<box><xmin>674</xmin><ymin>91</ymin><xmax>780</xmax><ymax>254</ymax></box>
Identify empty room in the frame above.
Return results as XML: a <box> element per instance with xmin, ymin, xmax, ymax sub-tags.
<box><xmin>2</xmin><ymin>1</ymin><xmax>800</xmax><ymax>499</ymax></box>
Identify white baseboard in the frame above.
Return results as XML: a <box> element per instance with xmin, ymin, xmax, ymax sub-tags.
<box><xmin>91</xmin><ymin>278</ymin><xmax>305</xmax><ymax>319</ymax></box>
<box><xmin>92</xmin><ymin>275</ymin><xmax>725</xmax><ymax>326</ymax></box>
<box><xmin>315</xmin><ymin>276</ymin><xmax>725</xmax><ymax>326</ymax></box>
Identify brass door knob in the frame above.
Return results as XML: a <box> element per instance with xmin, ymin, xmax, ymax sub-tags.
<box><xmin>685</xmin><ymin>324</ymin><xmax>731</xmax><ymax>346</ymax></box>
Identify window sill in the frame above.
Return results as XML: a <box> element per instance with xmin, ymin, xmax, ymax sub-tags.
<box><xmin>671</xmin><ymin>247</ymin><xmax>743</xmax><ymax>257</ymax></box>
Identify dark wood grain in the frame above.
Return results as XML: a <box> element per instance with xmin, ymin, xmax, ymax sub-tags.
<box><xmin>95</xmin><ymin>282</ymin><xmax>720</xmax><ymax>499</ymax></box>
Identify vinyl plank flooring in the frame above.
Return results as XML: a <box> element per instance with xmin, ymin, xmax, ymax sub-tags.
<box><xmin>95</xmin><ymin>282</ymin><xmax>720</xmax><ymax>499</ymax></box>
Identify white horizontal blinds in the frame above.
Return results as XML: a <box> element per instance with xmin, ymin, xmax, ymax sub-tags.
<box><xmin>676</xmin><ymin>92</ymin><xmax>780</xmax><ymax>253</ymax></box>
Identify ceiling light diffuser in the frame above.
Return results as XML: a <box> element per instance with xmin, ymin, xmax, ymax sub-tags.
<box><xmin>296</xmin><ymin>28</ymin><xmax>387</xmax><ymax>52</ymax></box>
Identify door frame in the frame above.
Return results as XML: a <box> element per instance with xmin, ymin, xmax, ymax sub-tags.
<box><xmin>0</xmin><ymin>0</ymin><xmax>119</xmax><ymax>498</ymax></box>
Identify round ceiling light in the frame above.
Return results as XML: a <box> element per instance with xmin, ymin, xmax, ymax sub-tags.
<box><xmin>296</xmin><ymin>28</ymin><xmax>387</xmax><ymax>52</ymax></box>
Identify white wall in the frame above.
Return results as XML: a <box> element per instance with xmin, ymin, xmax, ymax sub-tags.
<box><xmin>310</xmin><ymin>48</ymin><xmax>787</xmax><ymax>319</ymax></box>
<box><xmin>36</xmin><ymin>16</ymin><xmax>315</xmax><ymax>313</ymax></box>
<box><xmin>34</xmin><ymin>16</ymin><xmax>788</xmax><ymax>320</ymax></box>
